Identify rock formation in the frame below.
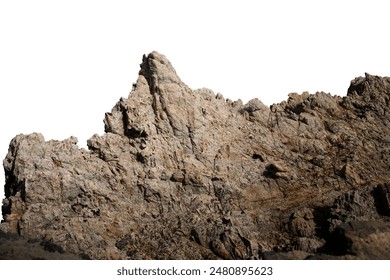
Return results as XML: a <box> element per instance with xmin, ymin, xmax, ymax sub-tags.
<box><xmin>1</xmin><ymin>51</ymin><xmax>390</xmax><ymax>259</ymax></box>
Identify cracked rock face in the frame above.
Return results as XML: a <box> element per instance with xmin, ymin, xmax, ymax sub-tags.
<box><xmin>2</xmin><ymin>51</ymin><xmax>390</xmax><ymax>259</ymax></box>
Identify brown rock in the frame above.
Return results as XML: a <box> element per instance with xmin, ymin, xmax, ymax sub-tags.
<box><xmin>327</xmin><ymin>221</ymin><xmax>390</xmax><ymax>259</ymax></box>
<box><xmin>2</xmin><ymin>52</ymin><xmax>390</xmax><ymax>259</ymax></box>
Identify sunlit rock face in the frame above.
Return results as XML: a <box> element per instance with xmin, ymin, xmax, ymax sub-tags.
<box><xmin>2</xmin><ymin>52</ymin><xmax>390</xmax><ymax>259</ymax></box>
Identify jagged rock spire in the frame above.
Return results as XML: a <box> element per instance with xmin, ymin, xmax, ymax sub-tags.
<box><xmin>138</xmin><ymin>51</ymin><xmax>186</xmax><ymax>93</ymax></box>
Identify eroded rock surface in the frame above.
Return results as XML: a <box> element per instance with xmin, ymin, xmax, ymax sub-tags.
<box><xmin>2</xmin><ymin>52</ymin><xmax>390</xmax><ymax>259</ymax></box>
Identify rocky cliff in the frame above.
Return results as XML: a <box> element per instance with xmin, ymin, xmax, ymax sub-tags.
<box><xmin>1</xmin><ymin>51</ymin><xmax>390</xmax><ymax>259</ymax></box>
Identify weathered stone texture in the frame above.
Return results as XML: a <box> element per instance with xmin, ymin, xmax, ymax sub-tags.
<box><xmin>1</xmin><ymin>52</ymin><xmax>390</xmax><ymax>259</ymax></box>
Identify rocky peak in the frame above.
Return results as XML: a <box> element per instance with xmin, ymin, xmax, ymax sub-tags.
<box><xmin>139</xmin><ymin>51</ymin><xmax>187</xmax><ymax>93</ymax></box>
<box><xmin>1</xmin><ymin>52</ymin><xmax>390</xmax><ymax>259</ymax></box>
<box><xmin>103</xmin><ymin>51</ymin><xmax>196</xmax><ymax>139</ymax></box>
<box><xmin>348</xmin><ymin>72</ymin><xmax>390</xmax><ymax>99</ymax></box>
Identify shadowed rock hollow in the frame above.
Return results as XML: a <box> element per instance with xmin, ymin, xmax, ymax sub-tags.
<box><xmin>1</xmin><ymin>51</ymin><xmax>390</xmax><ymax>259</ymax></box>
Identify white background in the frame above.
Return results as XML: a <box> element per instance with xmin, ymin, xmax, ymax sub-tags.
<box><xmin>1</xmin><ymin>0</ymin><xmax>390</xmax><ymax>218</ymax></box>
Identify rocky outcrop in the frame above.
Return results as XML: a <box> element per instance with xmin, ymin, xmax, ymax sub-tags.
<box><xmin>2</xmin><ymin>51</ymin><xmax>390</xmax><ymax>259</ymax></box>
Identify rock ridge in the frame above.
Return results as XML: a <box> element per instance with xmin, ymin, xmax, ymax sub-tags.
<box><xmin>2</xmin><ymin>52</ymin><xmax>390</xmax><ymax>259</ymax></box>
